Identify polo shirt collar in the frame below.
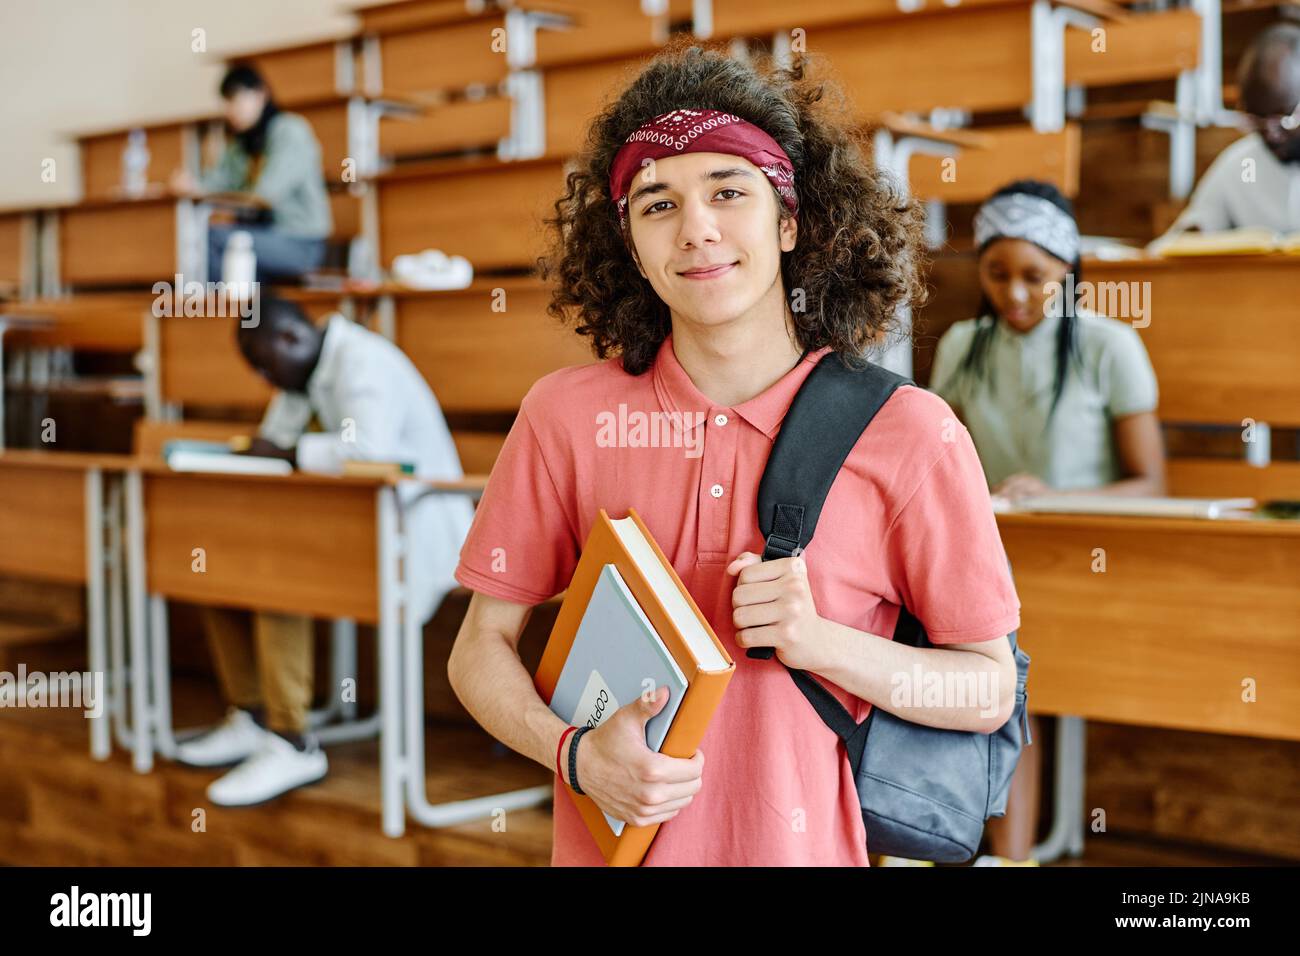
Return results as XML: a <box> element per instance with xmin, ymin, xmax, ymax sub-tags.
<box><xmin>651</xmin><ymin>333</ymin><xmax>833</xmax><ymax>441</ymax></box>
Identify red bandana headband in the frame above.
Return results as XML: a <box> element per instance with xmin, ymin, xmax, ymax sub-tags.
<box><xmin>608</xmin><ymin>108</ymin><xmax>798</xmax><ymax>231</ymax></box>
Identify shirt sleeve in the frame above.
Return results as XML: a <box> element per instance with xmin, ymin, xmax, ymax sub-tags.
<box><xmin>253</xmin><ymin>116</ymin><xmax>322</xmax><ymax>209</ymax></box>
<box><xmin>1100</xmin><ymin>326</ymin><xmax>1159</xmax><ymax>417</ymax></box>
<box><xmin>883</xmin><ymin>425</ymin><xmax>1021</xmax><ymax>644</ymax></box>
<box><xmin>453</xmin><ymin>402</ymin><xmax>581</xmax><ymax>607</ymax></box>
<box><xmin>199</xmin><ymin>145</ymin><xmax>239</xmax><ymax>193</ymax></box>
<box><xmin>294</xmin><ymin>374</ymin><xmax>405</xmax><ymax>475</ymax></box>
<box><xmin>257</xmin><ymin>390</ymin><xmax>313</xmax><ymax>449</ymax></box>
<box><xmin>1163</xmin><ymin>155</ymin><xmax>1235</xmax><ymax>234</ymax></box>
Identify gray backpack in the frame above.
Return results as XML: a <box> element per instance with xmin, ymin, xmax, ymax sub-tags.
<box><xmin>748</xmin><ymin>352</ymin><xmax>1032</xmax><ymax>863</ymax></box>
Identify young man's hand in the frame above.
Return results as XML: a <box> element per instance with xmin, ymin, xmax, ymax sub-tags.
<box><xmin>569</xmin><ymin>686</ymin><xmax>704</xmax><ymax>829</ymax></box>
<box><xmin>727</xmin><ymin>551</ymin><xmax>831</xmax><ymax>671</ymax></box>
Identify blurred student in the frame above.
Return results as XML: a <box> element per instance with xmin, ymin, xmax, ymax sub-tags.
<box><xmin>176</xmin><ymin>295</ymin><xmax>474</xmax><ymax>806</ymax></box>
<box><xmin>1160</xmin><ymin>23</ymin><xmax>1300</xmax><ymax>236</ymax></box>
<box><xmin>929</xmin><ymin>179</ymin><xmax>1166</xmax><ymax>864</ymax></box>
<box><xmin>170</xmin><ymin>63</ymin><xmax>332</xmax><ymax>281</ymax></box>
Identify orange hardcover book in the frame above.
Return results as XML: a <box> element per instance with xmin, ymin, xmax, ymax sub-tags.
<box><xmin>533</xmin><ymin>507</ymin><xmax>735</xmax><ymax>866</ymax></box>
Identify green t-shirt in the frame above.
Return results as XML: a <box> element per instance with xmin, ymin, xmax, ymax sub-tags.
<box><xmin>200</xmin><ymin>111</ymin><xmax>332</xmax><ymax>239</ymax></box>
<box><xmin>929</xmin><ymin>307</ymin><xmax>1159</xmax><ymax>490</ymax></box>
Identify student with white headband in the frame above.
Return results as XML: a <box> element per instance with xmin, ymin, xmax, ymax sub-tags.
<box><xmin>929</xmin><ymin>179</ymin><xmax>1167</xmax><ymax>865</ymax></box>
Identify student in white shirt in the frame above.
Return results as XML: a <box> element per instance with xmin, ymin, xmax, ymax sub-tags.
<box><xmin>175</xmin><ymin>295</ymin><xmax>474</xmax><ymax>807</ymax></box>
<box><xmin>1161</xmin><ymin>23</ymin><xmax>1300</xmax><ymax>235</ymax></box>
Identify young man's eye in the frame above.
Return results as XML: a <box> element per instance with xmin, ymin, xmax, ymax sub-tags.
<box><xmin>643</xmin><ymin>200</ymin><xmax>673</xmax><ymax>215</ymax></box>
<box><xmin>716</xmin><ymin>188</ymin><xmax>743</xmax><ymax>200</ymax></box>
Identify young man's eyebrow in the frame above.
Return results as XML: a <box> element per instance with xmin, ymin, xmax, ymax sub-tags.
<box><xmin>628</xmin><ymin>167</ymin><xmax>758</xmax><ymax>205</ymax></box>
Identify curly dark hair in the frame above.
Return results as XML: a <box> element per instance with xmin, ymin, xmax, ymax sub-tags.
<box><xmin>538</xmin><ymin>37</ymin><xmax>930</xmax><ymax>375</ymax></box>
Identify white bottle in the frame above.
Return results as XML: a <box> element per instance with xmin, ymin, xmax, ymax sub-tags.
<box><xmin>121</xmin><ymin>128</ymin><xmax>150</xmax><ymax>198</ymax></box>
<box><xmin>222</xmin><ymin>230</ymin><xmax>257</xmax><ymax>301</ymax></box>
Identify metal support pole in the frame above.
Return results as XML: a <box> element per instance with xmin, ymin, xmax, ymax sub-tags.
<box><xmin>124</xmin><ymin>470</ymin><xmax>153</xmax><ymax>773</ymax></box>
<box><xmin>84</xmin><ymin>468</ymin><xmax>110</xmax><ymax>760</ymax></box>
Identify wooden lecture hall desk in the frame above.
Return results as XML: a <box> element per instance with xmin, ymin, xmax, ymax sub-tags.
<box><xmin>0</xmin><ymin>450</ymin><xmax>134</xmax><ymax>761</ymax></box>
<box><xmin>998</xmin><ymin>509</ymin><xmax>1300</xmax><ymax>860</ymax></box>
<box><xmin>121</xmin><ymin>460</ymin><xmax>537</xmax><ymax>837</ymax></box>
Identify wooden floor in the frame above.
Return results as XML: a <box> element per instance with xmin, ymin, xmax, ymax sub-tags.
<box><xmin>0</xmin><ymin>653</ymin><xmax>1292</xmax><ymax>867</ymax></box>
<box><xmin>0</xmin><ymin>675</ymin><xmax>555</xmax><ymax>866</ymax></box>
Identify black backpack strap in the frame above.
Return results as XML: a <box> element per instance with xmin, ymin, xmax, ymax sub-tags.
<box><xmin>748</xmin><ymin>352</ymin><xmax>916</xmax><ymax>764</ymax></box>
<box><xmin>750</xmin><ymin>353</ymin><xmax>913</xmax><ymax>659</ymax></box>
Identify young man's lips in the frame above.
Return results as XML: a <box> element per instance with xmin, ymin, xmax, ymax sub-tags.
<box><xmin>679</xmin><ymin>262</ymin><xmax>737</xmax><ymax>279</ymax></box>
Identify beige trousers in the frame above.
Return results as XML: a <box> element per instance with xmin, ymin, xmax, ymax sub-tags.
<box><xmin>200</xmin><ymin>607</ymin><xmax>313</xmax><ymax>734</ymax></box>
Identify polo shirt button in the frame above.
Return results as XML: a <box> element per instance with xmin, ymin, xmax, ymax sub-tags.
<box><xmin>714</xmin><ymin>413</ymin><xmax>728</xmax><ymax>426</ymax></box>
<box><xmin>710</xmin><ymin>483</ymin><xmax>724</xmax><ymax>498</ymax></box>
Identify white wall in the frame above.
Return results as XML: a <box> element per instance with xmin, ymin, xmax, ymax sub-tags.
<box><xmin>0</xmin><ymin>0</ymin><xmax>356</xmax><ymax>207</ymax></box>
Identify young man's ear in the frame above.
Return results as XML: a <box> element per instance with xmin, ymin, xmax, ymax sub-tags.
<box><xmin>779</xmin><ymin>214</ymin><xmax>798</xmax><ymax>253</ymax></box>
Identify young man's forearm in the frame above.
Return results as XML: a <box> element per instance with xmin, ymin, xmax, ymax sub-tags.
<box><xmin>809</xmin><ymin>620</ymin><xmax>1012</xmax><ymax>733</ymax></box>
<box><xmin>449</xmin><ymin>631</ymin><xmax>575</xmax><ymax>776</ymax></box>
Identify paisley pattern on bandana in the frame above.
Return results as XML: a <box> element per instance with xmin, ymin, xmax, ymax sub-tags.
<box><xmin>608</xmin><ymin>108</ymin><xmax>799</xmax><ymax>230</ymax></box>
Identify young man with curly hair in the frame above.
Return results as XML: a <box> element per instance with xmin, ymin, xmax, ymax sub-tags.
<box><xmin>447</xmin><ymin>40</ymin><xmax>1021</xmax><ymax>866</ymax></box>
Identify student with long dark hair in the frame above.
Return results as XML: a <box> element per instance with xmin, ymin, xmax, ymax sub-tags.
<box><xmin>446</xmin><ymin>40</ymin><xmax>1022</xmax><ymax>866</ymax></box>
<box><xmin>929</xmin><ymin>180</ymin><xmax>1167</xmax><ymax>864</ymax></box>
<box><xmin>170</xmin><ymin>63</ymin><xmax>332</xmax><ymax>281</ymax></box>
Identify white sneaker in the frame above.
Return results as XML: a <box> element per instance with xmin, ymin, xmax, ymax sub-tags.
<box><xmin>175</xmin><ymin>708</ymin><xmax>269</xmax><ymax>768</ymax></box>
<box><xmin>206</xmin><ymin>732</ymin><xmax>328</xmax><ymax>807</ymax></box>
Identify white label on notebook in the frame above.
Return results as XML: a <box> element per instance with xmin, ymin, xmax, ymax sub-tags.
<box><xmin>571</xmin><ymin>669</ymin><xmax>620</xmax><ymax>731</ymax></box>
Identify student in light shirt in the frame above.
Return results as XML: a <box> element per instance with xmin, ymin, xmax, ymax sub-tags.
<box><xmin>1160</xmin><ymin>23</ymin><xmax>1300</xmax><ymax>236</ymax></box>
<box><xmin>175</xmin><ymin>295</ymin><xmax>474</xmax><ymax>807</ymax></box>
<box><xmin>447</xmin><ymin>41</ymin><xmax>1023</xmax><ymax>867</ymax></box>
<box><xmin>929</xmin><ymin>180</ymin><xmax>1167</xmax><ymax>865</ymax></box>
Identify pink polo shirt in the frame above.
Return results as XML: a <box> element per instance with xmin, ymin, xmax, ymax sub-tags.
<box><xmin>454</xmin><ymin>334</ymin><xmax>1021</xmax><ymax>866</ymax></box>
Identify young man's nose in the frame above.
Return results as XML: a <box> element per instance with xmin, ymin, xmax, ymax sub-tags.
<box><xmin>675</xmin><ymin>196</ymin><xmax>723</xmax><ymax>248</ymax></box>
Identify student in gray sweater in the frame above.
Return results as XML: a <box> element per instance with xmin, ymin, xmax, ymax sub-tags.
<box><xmin>171</xmin><ymin>63</ymin><xmax>332</xmax><ymax>281</ymax></box>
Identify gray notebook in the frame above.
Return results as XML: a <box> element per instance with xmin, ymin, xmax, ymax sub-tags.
<box><xmin>549</xmin><ymin>562</ymin><xmax>689</xmax><ymax>837</ymax></box>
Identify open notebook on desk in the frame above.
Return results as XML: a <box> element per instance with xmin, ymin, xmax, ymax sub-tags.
<box><xmin>162</xmin><ymin>439</ymin><xmax>292</xmax><ymax>476</ymax></box>
<box><xmin>1147</xmin><ymin>228</ymin><xmax>1300</xmax><ymax>257</ymax></box>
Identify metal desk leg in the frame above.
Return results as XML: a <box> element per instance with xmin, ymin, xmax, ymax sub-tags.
<box><xmin>106</xmin><ymin>479</ymin><xmax>135</xmax><ymax>753</ymax></box>
<box><xmin>402</xmin><ymin>581</ymin><xmax>552</xmax><ymax>827</ymax></box>
<box><xmin>124</xmin><ymin>470</ymin><xmax>153</xmax><ymax>773</ymax></box>
<box><xmin>390</xmin><ymin>487</ymin><xmax>552</xmax><ymax>829</ymax></box>
<box><xmin>84</xmin><ymin>468</ymin><xmax>110</xmax><ymax>761</ymax></box>
<box><xmin>377</xmin><ymin>487</ymin><xmax>407</xmax><ymax>837</ymax></box>
<box><xmin>334</xmin><ymin>618</ymin><xmax>358</xmax><ymax>723</ymax></box>
<box><xmin>148</xmin><ymin>595</ymin><xmax>178</xmax><ymax>759</ymax></box>
<box><xmin>1031</xmin><ymin>715</ymin><xmax>1087</xmax><ymax>862</ymax></box>
<box><xmin>310</xmin><ymin>616</ymin><xmax>383</xmax><ymax>745</ymax></box>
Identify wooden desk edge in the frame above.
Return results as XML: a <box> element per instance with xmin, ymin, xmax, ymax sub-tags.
<box><xmin>0</xmin><ymin>450</ymin><xmax>137</xmax><ymax>471</ymax></box>
<box><xmin>996</xmin><ymin>510</ymin><xmax>1300</xmax><ymax>537</ymax></box>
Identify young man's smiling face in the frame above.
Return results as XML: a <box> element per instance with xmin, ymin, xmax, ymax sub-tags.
<box><xmin>625</xmin><ymin>151</ymin><xmax>797</xmax><ymax>330</ymax></box>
